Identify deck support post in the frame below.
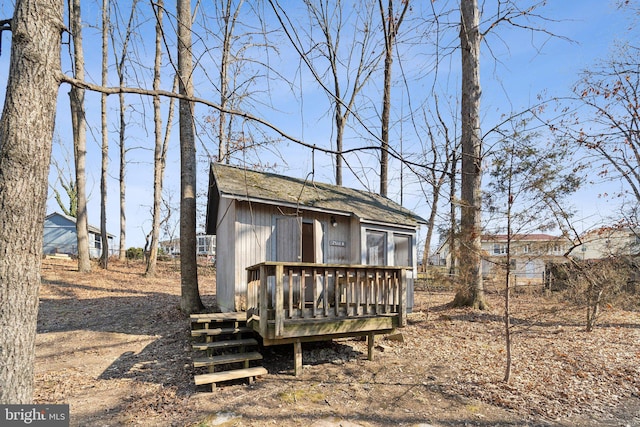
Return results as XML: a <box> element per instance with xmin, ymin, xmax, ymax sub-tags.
<box><xmin>367</xmin><ymin>332</ymin><xmax>375</xmax><ymax>361</ymax></box>
<box><xmin>293</xmin><ymin>339</ymin><xmax>303</xmax><ymax>376</ymax></box>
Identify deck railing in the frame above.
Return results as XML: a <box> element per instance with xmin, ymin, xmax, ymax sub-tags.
<box><xmin>246</xmin><ymin>262</ymin><xmax>407</xmax><ymax>338</ymax></box>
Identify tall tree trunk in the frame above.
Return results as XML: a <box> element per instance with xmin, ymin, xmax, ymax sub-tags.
<box><xmin>422</xmin><ymin>188</ymin><xmax>441</xmax><ymax>270</ymax></box>
<box><xmin>147</xmin><ymin>0</ymin><xmax>174</xmax><ymax>276</ymax></box>
<box><xmin>100</xmin><ymin>0</ymin><xmax>110</xmax><ymax>268</ymax></box>
<box><xmin>217</xmin><ymin>0</ymin><xmax>243</xmax><ymax>165</ymax></box>
<box><xmin>113</xmin><ymin>0</ymin><xmax>138</xmax><ymax>261</ymax></box>
<box><xmin>118</xmin><ymin>86</ymin><xmax>127</xmax><ymax>260</ymax></box>
<box><xmin>178</xmin><ymin>0</ymin><xmax>204</xmax><ymax>313</ymax></box>
<box><xmin>0</xmin><ymin>0</ymin><xmax>63</xmax><ymax>403</ymax></box>
<box><xmin>69</xmin><ymin>0</ymin><xmax>91</xmax><ymax>272</ymax></box>
<box><xmin>453</xmin><ymin>0</ymin><xmax>487</xmax><ymax>309</ymax></box>
<box><xmin>378</xmin><ymin>0</ymin><xmax>408</xmax><ymax>197</ymax></box>
<box><xmin>379</xmin><ymin>0</ymin><xmax>392</xmax><ymax>198</ymax></box>
<box><xmin>449</xmin><ymin>156</ymin><xmax>457</xmax><ymax>276</ymax></box>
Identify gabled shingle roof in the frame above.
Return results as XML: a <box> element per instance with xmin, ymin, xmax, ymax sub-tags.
<box><xmin>206</xmin><ymin>163</ymin><xmax>426</xmax><ymax>234</ymax></box>
<box><xmin>45</xmin><ymin>212</ymin><xmax>115</xmax><ymax>238</ymax></box>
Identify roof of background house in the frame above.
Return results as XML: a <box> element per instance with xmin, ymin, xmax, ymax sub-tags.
<box><xmin>482</xmin><ymin>234</ymin><xmax>564</xmax><ymax>242</ymax></box>
<box><xmin>206</xmin><ymin>163</ymin><xmax>427</xmax><ymax>234</ymax></box>
<box><xmin>45</xmin><ymin>212</ymin><xmax>115</xmax><ymax>238</ymax></box>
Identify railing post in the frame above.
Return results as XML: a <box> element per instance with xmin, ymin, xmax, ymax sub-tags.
<box><xmin>288</xmin><ymin>269</ymin><xmax>294</xmax><ymax>319</ymax></box>
<box><xmin>259</xmin><ymin>264</ymin><xmax>268</xmax><ymax>336</ymax></box>
<box><xmin>323</xmin><ymin>269</ymin><xmax>329</xmax><ymax>317</ymax></box>
<box><xmin>383</xmin><ymin>270</ymin><xmax>390</xmax><ymax>314</ymax></box>
<box><xmin>312</xmin><ymin>268</ymin><xmax>318</xmax><ymax>318</ymax></box>
<box><xmin>399</xmin><ymin>268</ymin><xmax>407</xmax><ymax>327</ymax></box>
<box><xmin>355</xmin><ymin>269</ymin><xmax>362</xmax><ymax>316</ymax></box>
<box><xmin>275</xmin><ymin>263</ymin><xmax>284</xmax><ymax>337</ymax></box>
<box><xmin>334</xmin><ymin>268</ymin><xmax>341</xmax><ymax>317</ymax></box>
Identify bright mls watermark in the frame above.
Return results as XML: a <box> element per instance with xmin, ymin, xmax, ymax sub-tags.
<box><xmin>1</xmin><ymin>405</ymin><xmax>69</xmax><ymax>426</ymax></box>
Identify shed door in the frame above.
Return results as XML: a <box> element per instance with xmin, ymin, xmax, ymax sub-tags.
<box><xmin>276</xmin><ymin>216</ymin><xmax>302</xmax><ymax>262</ymax></box>
<box><xmin>302</xmin><ymin>220</ymin><xmax>324</xmax><ymax>263</ymax></box>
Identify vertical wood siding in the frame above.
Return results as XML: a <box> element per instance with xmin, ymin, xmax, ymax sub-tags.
<box><xmin>217</xmin><ymin>200</ymin><xmax>417</xmax><ymax>312</ymax></box>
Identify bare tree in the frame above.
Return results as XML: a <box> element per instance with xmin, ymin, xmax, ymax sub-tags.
<box><xmin>0</xmin><ymin>0</ymin><xmax>63</xmax><ymax>403</ymax></box>
<box><xmin>485</xmin><ymin>120</ymin><xmax>580</xmax><ymax>381</ymax></box>
<box><xmin>178</xmin><ymin>0</ymin><xmax>205</xmax><ymax>313</ymax></box>
<box><xmin>301</xmin><ymin>0</ymin><xmax>380</xmax><ymax>185</ymax></box>
<box><xmin>69</xmin><ymin>0</ymin><xmax>91</xmax><ymax>272</ymax></box>
<box><xmin>378</xmin><ymin>0</ymin><xmax>409</xmax><ymax>197</ymax></box>
<box><xmin>50</xmin><ymin>137</ymin><xmax>78</xmax><ymax>217</ymax></box>
<box><xmin>197</xmin><ymin>0</ymin><xmax>283</xmax><ymax>170</ymax></box>
<box><xmin>416</xmin><ymin>98</ymin><xmax>459</xmax><ymax>271</ymax></box>
<box><xmin>100</xmin><ymin>0</ymin><xmax>110</xmax><ymax>268</ymax></box>
<box><xmin>147</xmin><ymin>0</ymin><xmax>177</xmax><ymax>276</ymax></box>
<box><xmin>216</xmin><ymin>0</ymin><xmax>242</xmax><ymax>164</ymax></box>
<box><xmin>453</xmin><ymin>0</ymin><xmax>485</xmax><ymax>308</ymax></box>
<box><xmin>109</xmin><ymin>0</ymin><xmax>141</xmax><ymax>261</ymax></box>
<box><xmin>453</xmin><ymin>0</ymin><xmax>558</xmax><ymax>309</ymax></box>
<box><xmin>568</xmin><ymin>45</ymin><xmax>640</xmax><ymax>204</ymax></box>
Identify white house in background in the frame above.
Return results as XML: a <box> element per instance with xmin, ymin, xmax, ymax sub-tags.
<box><xmin>574</xmin><ymin>227</ymin><xmax>640</xmax><ymax>260</ymax></box>
<box><xmin>158</xmin><ymin>233</ymin><xmax>216</xmax><ymax>258</ymax></box>
<box><xmin>433</xmin><ymin>233</ymin><xmax>571</xmax><ymax>283</ymax></box>
<box><xmin>43</xmin><ymin>212</ymin><xmax>115</xmax><ymax>259</ymax></box>
<box><xmin>481</xmin><ymin>234</ymin><xmax>570</xmax><ymax>283</ymax></box>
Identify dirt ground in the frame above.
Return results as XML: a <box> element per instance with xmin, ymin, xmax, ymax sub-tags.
<box><xmin>35</xmin><ymin>258</ymin><xmax>640</xmax><ymax>426</ymax></box>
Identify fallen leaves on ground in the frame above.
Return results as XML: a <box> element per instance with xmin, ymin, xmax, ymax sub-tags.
<box><xmin>34</xmin><ymin>259</ymin><xmax>639</xmax><ymax>426</ymax></box>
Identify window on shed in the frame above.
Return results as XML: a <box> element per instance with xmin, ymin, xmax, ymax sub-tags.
<box><xmin>366</xmin><ymin>230</ymin><xmax>386</xmax><ymax>266</ymax></box>
<box><xmin>94</xmin><ymin>233</ymin><xmax>101</xmax><ymax>250</ymax></box>
<box><xmin>393</xmin><ymin>234</ymin><xmax>412</xmax><ymax>266</ymax></box>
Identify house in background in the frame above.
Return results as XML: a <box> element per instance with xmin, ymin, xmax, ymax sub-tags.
<box><xmin>574</xmin><ymin>227</ymin><xmax>640</xmax><ymax>260</ymax></box>
<box><xmin>158</xmin><ymin>238</ymin><xmax>180</xmax><ymax>257</ymax></box>
<box><xmin>433</xmin><ymin>233</ymin><xmax>570</xmax><ymax>283</ymax></box>
<box><xmin>481</xmin><ymin>234</ymin><xmax>570</xmax><ymax>283</ymax></box>
<box><xmin>158</xmin><ymin>233</ymin><xmax>216</xmax><ymax>258</ymax></box>
<box><xmin>43</xmin><ymin>212</ymin><xmax>115</xmax><ymax>259</ymax></box>
<box><xmin>197</xmin><ymin>234</ymin><xmax>216</xmax><ymax>258</ymax></box>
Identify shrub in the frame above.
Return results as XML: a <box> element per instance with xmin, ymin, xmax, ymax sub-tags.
<box><xmin>126</xmin><ymin>247</ymin><xmax>144</xmax><ymax>260</ymax></box>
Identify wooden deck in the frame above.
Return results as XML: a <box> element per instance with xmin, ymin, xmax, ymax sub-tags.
<box><xmin>246</xmin><ymin>262</ymin><xmax>408</xmax><ymax>346</ymax></box>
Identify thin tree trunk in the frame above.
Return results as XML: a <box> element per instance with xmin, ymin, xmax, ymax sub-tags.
<box><xmin>378</xmin><ymin>0</ymin><xmax>393</xmax><ymax>197</ymax></box>
<box><xmin>100</xmin><ymin>0</ymin><xmax>110</xmax><ymax>269</ymax></box>
<box><xmin>0</xmin><ymin>0</ymin><xmax>63</xmax><ymax>403</ymax></box>
<box><xmin>453</xmin><ymin>0</ymin><xmax>486</xmax><ymax>309</ymax></box>
<box><xmin>148</xmin><ymin>0</ymin><xmax>165</xmax><ymax>276</ymax></box>
<box><xmin>147</xmin><ymin>0</ymin><xmax>175</xmax><ymax>276</ymax></box>
<box><xmin>504</xmin><ymin>254</ymin><xmax>512</xmax><ymax>382</ymax></box>
<box><xmin>422</xmin><ymin>188</ymin><xmax>441</xmax><ymax>270</ymax></box>
<box><xmin>119</xmin><ymin>124</ymin><xmax>126</xmax><ymax>261</ymax></box>
<box><xmin>449</xmin><ymin>156</ymin><xmax>457</xmax><ymax>276</ymax></box>
<box><xmin>504</xmin><ymin>169</ymin><xmax>514</xmax><ymax>383</ymax></box>
<box><xmin>178</xmin><ymin>0</ymin><xmax>204</xmax><ymax>313</ymax></box>
<box><xmin>69</xmin><ymin>0</ymin><xmax>91</xmax><ymax>272</ymax></box>
<box><xmin>377</xmin><ymin>0</ymin><xmax>409</xmax><ymax>197</ymax></box>
<box><xmin>113</xmin><ymin>0</ymin><xmax>138</xmax><ymax>261</ymax></box>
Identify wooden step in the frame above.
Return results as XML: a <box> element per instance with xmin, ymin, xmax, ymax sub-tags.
<box><xmin>191</xmin><ymin>326</ymin><xmax>253</xmax><ymax>337</ymax></box>
<box><xmin>190</xmin><ymin>312</ymin><xmax>247</xmax><ymax>324</ymax></box>
<box><xmin>194</xmin><ymin>366</ymin><xmax>268</xmax><ymax>386</ymax></box>
<box><xmin>193</xmin><ymin>351</ymin><xmax>263</xmax><ymax>368</ymax></box>
<box><xmin>192</xmin><ymin>338</ymin><xmax>258</xmax><ymax>351</ymax></box>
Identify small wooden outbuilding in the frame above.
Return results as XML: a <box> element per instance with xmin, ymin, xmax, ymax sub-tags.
<box><xmin>206</xmin><ymin>163</ymin><xmax>426</xmax><ymax>311</ymax></box>
<box><xmin>204</xmin><ymin>163</ymin><xmax>426</xmax><ymax>374</ymax></box>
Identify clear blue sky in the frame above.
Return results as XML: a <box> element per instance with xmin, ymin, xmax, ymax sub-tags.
<box><xmin>0</xmin><ymin>0</ymin><xmax>634</xmax><ymax>251</ymax></box>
